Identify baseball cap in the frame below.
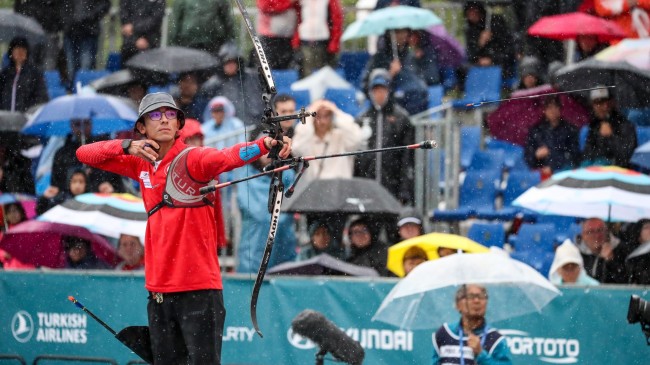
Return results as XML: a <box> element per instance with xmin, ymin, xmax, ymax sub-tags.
<box><xmin>135</xmin><ymin>92</ymin><xmax>185</xmax><ymax>131</ymax></box>
<box><xmin>590</xmin><ymin>87</ymin><xmax>610</xmax><ymax>102</ymax></box>
<box><xmin>398</xmin><ymin>216</ymin><xmax>423</xmax><ymax>227</ymax></box>
<box><xmin>369</xmin><ymin>74</ymin><xmax>390</xmax><ymax>89</ymax></box>
<box><xmin>397</xmin><ymin>208</ymin><xmax>423</xmax><ymax>227</ymax></box>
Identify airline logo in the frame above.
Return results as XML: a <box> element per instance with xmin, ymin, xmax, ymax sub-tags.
<box><xmin>11</xmin><ymin>311</ymin><xmax>34</xmax><ymax>343</ymax></box>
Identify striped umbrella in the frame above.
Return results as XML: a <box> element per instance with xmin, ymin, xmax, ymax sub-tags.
<box><xmin>39</xmin><ymin>193</ymin><xmax>147</xmax><ymax>241</ymax></box>
<box><xmin>513</xmin><ymin>166</ymin><xmax>650</xmax><ymax>222</ymax></box>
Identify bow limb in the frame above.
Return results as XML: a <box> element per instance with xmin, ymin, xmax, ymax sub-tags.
<box><xmin>250</xmin><ymin>174</ymin><xmax>284</xmax><ymax>338</ymax></box>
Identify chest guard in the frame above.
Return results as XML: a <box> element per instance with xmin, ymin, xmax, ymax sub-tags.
<box><xmin>148</xmin><ymin>147</ymin><xmax>217</xmax><ymax>216</ymax></box>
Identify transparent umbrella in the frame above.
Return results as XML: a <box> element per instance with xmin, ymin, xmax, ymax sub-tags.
<box><xmin>372</xmin><ymin>250</ymin><xmax>561</xmax><ymax>330</ymax></box>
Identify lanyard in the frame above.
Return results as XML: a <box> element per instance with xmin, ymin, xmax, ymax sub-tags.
<box><xmin>458</xmin><ymin>323</ymin><xmax>488</xmax><ymax>365</ymax></box>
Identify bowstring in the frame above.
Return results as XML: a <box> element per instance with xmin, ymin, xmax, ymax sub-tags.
<box><xmin>229</xmin><ymin>0</ymin><xmax>252</xmax><ymax>285</ymax></box>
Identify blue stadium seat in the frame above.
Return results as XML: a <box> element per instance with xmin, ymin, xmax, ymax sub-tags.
<box><xmin>428</xmin><ymin>85</ymin><xmax>444</xmax><ymax>109</ymax></box>
<box><xmin>554</xmin><ymin>222</ymin><xmax>582</xmax><ymax>245</ymax></box>
<box><xmin>637</xmin><ymin>126</ymin><xmax>650</xmax><ymax>146</ymax></box>
<box><xmin>460</xmin><ymin>126</ymin><xmax>481</xmax><ymax>170</ymax></box>
<box><xmin>324</xmin><ymin>88</ymin><xmax>361</xmax><ymax>117</ymax></box>
<box><xmin>486</xmin><ymin>139</ymin><xmax>526</xmax><ymax>170</ymax></box>
<box><xmin>440</xmin><ymin>66</ymin><xmax>458</xmax><ymax>91</ymax></box>
<box><xmin>467</xmin><ymin>222</ymin><xmax>505</xmax><ymax>248</ymax></box>
<box><xmin>535</xmin><ymin>215</ymin><xmax>576</xmax><ymax>234</ymax></box>
<box><xmin>509</xmin><ymin>223</ymin><xmax>556</xmax><ymax>253</ymax></box>
<box><xmin>44</xmin><ymin>70</ymin><xmax>67</xmax><ymax>99</ymax></box>
<box><xmin>511</xmin><ymin>250</ymin><xmax>555</xmax><ymax>277</ymax></box>
<box><xmin>428</xmin><ymin>85</ymin><xmax>444</xmax><ymax>119</ymax></box>
<box><xmin>289</xmin><ymin>89</ymin><xmax>310</xmax><ymax>110</ymax></box>
<box><xmin>337</xmin><ymin>51</ymin><xmax>370</xmax><ymax>88</ymax></box>
<box><xmin>467</xmin><ymin>149</ymin><xmax>506</xmax><ymax>172</ymax></box>
<box><xmin>271</xmin><ymin>69</ymin><xmax>299</xmax><ymax>91</ymax></box>
<box><xmin>433</xmin><ymin>169</ymin><xmax>501</xmax><ymax>221</ymax></box>
<box><xmin>74</xmin><ymin>70</ymin><xmax>110</xmax><ymax>92</ymax></box>
<box><xmin>44</xmin><ymin>70</ymin><xmax>63</xmax><ymax>89</ymax></box>
<box><xmin>452</xmin><ymin>66</ymin><xmax>502</xmax><ymax>109</ymax></box>
<box><xmin>625</xmin><ymin>107</ymin><xmax>650</xmax><ymax>126</ymax></box>
<box><xmin>502</xmin><ymin>170</ymin><xmax>541</xmax><ymax>207</ymax></box>
<box><xmin>477</xmin><ymin>169</ymin><xmax>541</xmax><ymax>221</ymax></box>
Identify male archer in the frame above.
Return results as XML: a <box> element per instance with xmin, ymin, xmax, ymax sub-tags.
<box><xmin>76</xmin><ymin>92</ymin><xmax>291</xmax><ymax>364</ymax></box>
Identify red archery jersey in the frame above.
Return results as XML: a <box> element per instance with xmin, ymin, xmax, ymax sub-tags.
<box><xmin>77</xmin><ymin>138</ymin><xmax>269</xmax><ymax>292</ymax></box>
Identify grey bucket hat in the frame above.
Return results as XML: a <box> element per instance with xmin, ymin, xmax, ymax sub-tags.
<box><xmin>135</xmin><ymin>92</ymin><xmax>185</xmax><ymax>131</ymax></box>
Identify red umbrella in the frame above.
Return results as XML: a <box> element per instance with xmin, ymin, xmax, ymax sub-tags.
<box><xmin>0</xmin><ymin>221</ymin><xmax>118</xmax><ymax>268</ymax></box>
<box><xmin>528</xmin><ymin>12</ymin><xmax>627</xmax><ymax>42</ymax></box>
<box><xmin>486</xmin><ymin>84</ymin><xmax>591</xmax><ymax>146</ymax></box>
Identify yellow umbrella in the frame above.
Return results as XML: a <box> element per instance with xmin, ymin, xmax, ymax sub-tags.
<box><xmin>387</xmin><ymin>233</ymin><xmax>489</xmax><ymax>277</ymax></box>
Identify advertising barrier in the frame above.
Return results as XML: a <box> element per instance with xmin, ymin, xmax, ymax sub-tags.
<box><xmin>0</xmin><ymin>271</ymin><xmax>648</xmax><ymax>364</ymax></box>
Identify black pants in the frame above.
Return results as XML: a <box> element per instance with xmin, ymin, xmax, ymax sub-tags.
<box><xmin>147</xmin><ymin>289</ymin><xmax>225</xmax><ymax>364</ymax></box>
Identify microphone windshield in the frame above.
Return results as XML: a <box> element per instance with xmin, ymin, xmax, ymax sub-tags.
<box><xmin>291</xmin><ymin>310</ymin><xmax>364</xmax><ymax>365</ymax></box>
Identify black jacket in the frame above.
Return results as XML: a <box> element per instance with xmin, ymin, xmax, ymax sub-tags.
<box><xmin>0</xmin><ymin>62</ymin><xmax>48</xmax><ymax>112</ymax></box>
<box><xmin>119</xmin><ymin>0</ymin><xmax>165</xmax><ymax>60</ymax></box>
<box><xmin>626</xmin><ymin>250</ymin><xmax>650</xmax><ymax>285</ymax></box>
<box><xmin>464</xmin><ymin>2</ymin><xmax>514</xmax><ymax>76</ymax></box>
<box><xmin>354</xmin><ymin>99</ymin><xmax>414</xmax><ymax>204</ymax></box>
<box><xmin>0</xmin><ymin>147</ymin><xmax>35</xmax><ymax>194</ymax></box>
<box><xmin>51</xmin><ymin>134</ymin><xmax>125</xmax><ymax>193</ymax></box>
<box><xmin>15</xmin><ymin>0</ymin><xmax>65</xmax><ymax>32</ymax></box>
<box><xmin>346</xmin><ymin>243</ymin><xmax>391</xmax><ymax>277</ymax></box>
<box><xmin>524</xmin><ymin>118</ymin><xmax>580</xmax><ymax>171</ymax></box>
<box><xmin>61</xmin><ymin>0</ymin><xmax>111</xmax><ymax>37</ymax></box>
<box><xmin>582</xmin><ymin>109</ymin><xmax>637</xmax><ymax>168</ymax></box>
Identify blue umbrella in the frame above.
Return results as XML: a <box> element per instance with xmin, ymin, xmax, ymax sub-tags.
<box><xmin>0</xmin><ymin>193</ymin><xmax>36</xmax><ymax>205</ymax></box>
<box><xmin>22</xmin><ymin>93</ymin><xmax>138</xmax><ymax>137</ymax></box>
<box><xmin>632</xmin><ymin>141</ymin><xmax>650</xmax><ymax>170</ymax></box>
<box><xmin>341</xmin><ymin>5</ymin><xmax>442</xmax><ymax>41</ymax></box>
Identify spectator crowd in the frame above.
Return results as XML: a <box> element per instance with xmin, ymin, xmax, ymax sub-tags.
<box><xmin>2</xmin><ymin>0</ymin><xmax>650</xmax><ymax>287</ymax></box>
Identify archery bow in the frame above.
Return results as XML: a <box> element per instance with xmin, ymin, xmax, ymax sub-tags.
<box><xmin>231</xmin><ymin>0</ymin><xmax>314</xmax><ymax>338</ymax></box>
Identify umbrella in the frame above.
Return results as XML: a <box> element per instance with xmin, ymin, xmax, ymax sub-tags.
<box><xmin>631</xmin><ymin>141</ymin><xmax>650</xmax><ymax>170</ymax></box>
<box><xmin>291</xmin><ymin>66</ymin><xmax>354</xmax><ymax>101</ymax></box>
<box><xmin>372</xmin><ymin>250</ymin><xmax>561</xmax><ymax>330</ymax></box>
<box><xmin>281</xmin><ymin>178</ymin><xmax>402</xmax><ymax>215</ymax></box>
<box><xmin>0</xmin><ymin>193</ymin><xmax>37</xmax><ymax>221</ymax></box>
<box><xmin>39</xmin><ymin>193</ymin><xmax>147</xmax><ymax>242</ymax></box>
<box><xmin>513</xmin><ymin>166</ymin><xmax>650</xmax><ymax>222</ymax></box>
<box><xmin>0</xmin><ymin>221</ymin><xmax>118</xmax><ymax>268</ymax></box>
<box><xmin>595</xmin><ymin>38</ymin><xmax>650</xmax><ymax>70</ymax></box>
<box><xmin>486</xmin><ymin>84</ymin><xmax>591</xmax><ymax>146</ymax></box>
<box><xmin>341</xmin><ymin>6</ymin><xmax>442</xmax><ymax>41</ymax></box>
<box><xmin>268</xmin><ymin>253</ymin><xmax>379</xmax><ymax>276</ymax></box>
<box><xmin>426</xmin><ymin>25</ymin><xmax>465</xmax><ymax>68</ymax></box>
<box><xmin>21</xmin><ymin>92</ymin><xmax>138</xmax><ymax>137</ymax></box>
<box><xmin>125</xmin><ymin>46</ymin><xmax>219</xmax><ymax>80</ymax></box>
<box><xmin>527</xmin><ymin>12</ymin><xmax>627</xmax><ymax>42</ymax></box>
<box><xmin>88</xmin><ymin>69</ymin><xmax>141</xmax><ymax>95</ymax></box>
<box><xmin>0</xmin><ymin>9</ymin><xmax>45</xmax><ymax>45</ymax></box>
<box><xmin>554</xmin><ymin>58</ymin><xmax>650</xmax><ymax>109</ymax></box>
<box><xmin>387</xmin><ymin>233</ymin><xmax>489</xmax><ymax>277</ymax></box>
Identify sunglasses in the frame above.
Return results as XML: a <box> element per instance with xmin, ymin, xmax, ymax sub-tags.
<box><xmin>147</xmin><ymin>110</ymin><xmax>177</xmax><ymax>121</ymax></box>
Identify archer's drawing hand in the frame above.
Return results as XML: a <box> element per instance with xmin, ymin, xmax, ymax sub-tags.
<box><xmin>128</xmin><ymin>139</ymin><xmax>160</xmax><ymax>165</ymax></box>
<box><xmin>264</xmin><ymin>136</ymin><xmax>292</xmax><ymax>159</ymax></box>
